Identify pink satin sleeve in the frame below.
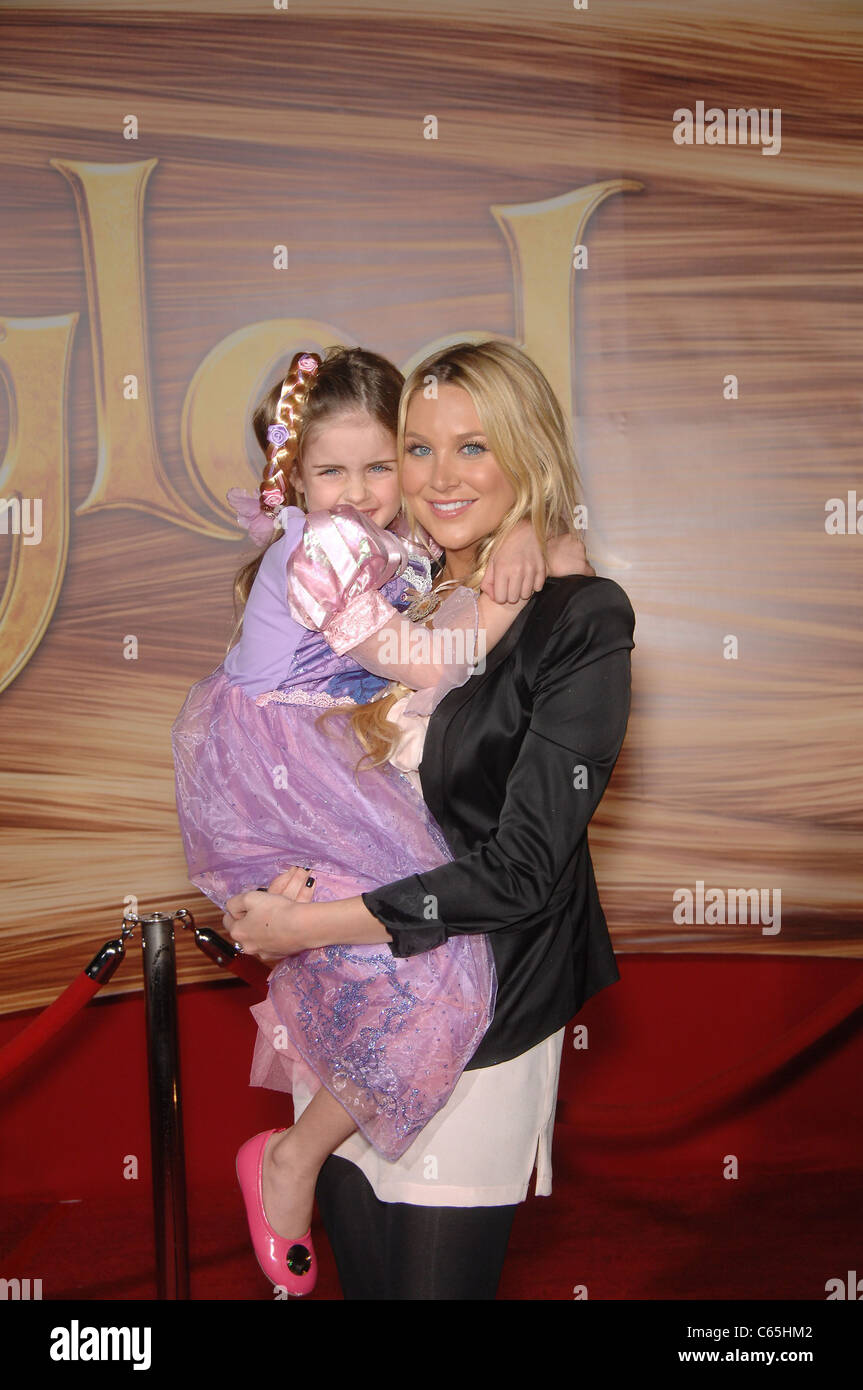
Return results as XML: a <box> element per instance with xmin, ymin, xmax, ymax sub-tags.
<box><xmin>387</xmin><ymin>509</ymin><xmax>444</xmax><ymax>563</ymax></box>
<box><xmin>346</xmin><ymin>584</ymin><xmax>481</xmax><ymax>708</ymax></box>
<box><xmin>285</xmin><ymin>505</ymin><xmax>412</xmax><ymax>655</ymax></box>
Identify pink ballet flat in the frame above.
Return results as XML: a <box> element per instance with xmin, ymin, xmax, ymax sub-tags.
<box><xmin>236</xmin><ymin>1128</ymin><xmax>318</xmax><ymax>1296</ymax></box>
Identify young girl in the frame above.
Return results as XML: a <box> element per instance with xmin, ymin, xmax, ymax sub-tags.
<box><xmin>171</xmin><ymin>346</ymin><xmax>590</xmax><ymax>1295</ymax></box>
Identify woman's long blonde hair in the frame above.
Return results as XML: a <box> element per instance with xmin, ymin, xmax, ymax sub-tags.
<box><xmin>341</xmin><ymin>339</ymin><xmax>587</xmax><ymax>769</ymax></box>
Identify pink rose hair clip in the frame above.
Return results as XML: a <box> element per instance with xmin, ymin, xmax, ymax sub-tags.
<box><xmin>227</xmin><ymin>350</ymin><xmax>322</xmax><ymax>546</ymax></box>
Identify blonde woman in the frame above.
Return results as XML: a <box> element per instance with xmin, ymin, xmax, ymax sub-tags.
<box><xmin>224</xmin><ymin>340</ymin><xmax>635</xmax><ymax>1300</ymax></box>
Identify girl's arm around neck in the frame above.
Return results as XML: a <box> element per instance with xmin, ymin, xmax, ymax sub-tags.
<box><xmin>345</xmin><ymin>588</ymin><xmax>529</xmax><ymax>691</ymax></box>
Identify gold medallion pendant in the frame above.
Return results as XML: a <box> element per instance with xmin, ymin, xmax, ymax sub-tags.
<box><xmin>400</xmin><ymin>579</ymin><xmax>464</xmax><ymax>624</ymax></box>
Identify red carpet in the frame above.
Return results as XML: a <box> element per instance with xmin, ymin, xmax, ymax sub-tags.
<box><xmin>1</xmin><ymin>1169</ymin><xmax>860</xmax><ymax>1302</ymax></box>
<box><xmin>1</xmin><ymin>955</ymin><xmax>861</xmax><ymax>1300</ymax></box>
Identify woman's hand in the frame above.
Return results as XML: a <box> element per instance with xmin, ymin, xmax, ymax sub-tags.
<box><xmin>223</xmin><ymin>866</ymin><xmax>318</xmax><ymax>962</ymax></box>
<box><xmin>224</xmin><ymin>884</ymin><xmax>395</xmax><ymax>957</ymax></box>
<box><xmin>267</xmin><ymin>864</ymin><xmax>317</xmax><ymax>900</ymax></box>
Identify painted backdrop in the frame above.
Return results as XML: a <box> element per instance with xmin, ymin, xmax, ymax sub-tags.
<box><xmin>1</xmin><ymin>0</ymin><xmax>861</xmax><ymax>1012</ymax></box>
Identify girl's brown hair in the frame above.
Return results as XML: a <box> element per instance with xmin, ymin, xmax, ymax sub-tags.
<box><xmin>227</xmin><ymin>344</ymin><xmax>422</xmax><ymax>773</ymax></box>
<box><xmin>228</xmin><ymin>345</ymin><xmax>405</xmax><ymax>648</ymax></box>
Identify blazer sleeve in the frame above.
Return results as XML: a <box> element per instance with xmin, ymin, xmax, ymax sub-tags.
<box><xmin>361</xmin><ymin>579</ymin><xmax>635</xmax><ymax>957</ymax></box>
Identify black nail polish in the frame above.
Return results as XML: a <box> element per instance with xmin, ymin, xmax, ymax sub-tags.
<box><xmin>305</xmin><ymin>876</ymin><xmax>315</xmax><ymax>888</ymax></box>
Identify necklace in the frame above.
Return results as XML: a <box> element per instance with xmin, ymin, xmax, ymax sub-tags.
<box><xmin>400</xmin><ymin>577</ymin><xmax>466</xmax><ymax>623</ymax></box>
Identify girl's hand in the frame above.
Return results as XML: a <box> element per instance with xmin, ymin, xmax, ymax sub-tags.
<box><xmin>222</xmin><ymin>886</ymin><xmax>316</xmax><ymax>962</ymax></box>
<box><xmin>547</xmin><ymin>531</ymin><xmax>595</xmax><ymax>578</ymax></box>
<box><xmin>480</xmin><ymin>518</ymin><xmax>547</xmax><ymax>603</ymax></box>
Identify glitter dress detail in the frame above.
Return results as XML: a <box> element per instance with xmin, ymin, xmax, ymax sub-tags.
<box><xmin>171</xmin><ymin>504</ymin><xmax>496</xmax><ymax>1161</ymax></box>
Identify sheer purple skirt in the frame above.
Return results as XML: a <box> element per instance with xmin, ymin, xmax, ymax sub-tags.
<box><xmin>171</xmin><ymin>667</ymin><xmax>496</xmax><ymax>1161</ymax></box>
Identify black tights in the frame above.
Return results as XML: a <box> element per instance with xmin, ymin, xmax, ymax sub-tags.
<box><xmin>314</xmin><ymin>1154</ymin><xmax>517</xmax><ymax>1300</ymax></box>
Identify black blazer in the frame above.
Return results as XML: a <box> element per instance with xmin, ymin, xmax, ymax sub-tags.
<box><xmin>361</xmin><ymin>574</ymin><xmax>635</xmax><ymax>1071</ymax></box>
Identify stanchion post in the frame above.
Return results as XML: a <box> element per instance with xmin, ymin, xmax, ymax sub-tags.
<box><xmin>140</xmin><ymin>911</ymin><xmax>190</xmax><ymax>1300</ymax></box>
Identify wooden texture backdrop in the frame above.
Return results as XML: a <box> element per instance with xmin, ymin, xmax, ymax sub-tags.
<box><xmin>1</xmin><ymin>0</ymin><xmax>861</xmax><ymax>1013</ymax></box>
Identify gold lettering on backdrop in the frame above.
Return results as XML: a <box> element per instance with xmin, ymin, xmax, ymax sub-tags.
<box><xmin>400</xmin><ymin>183</ymin><xmax>643</xmax><ymax>550</ymax></box>
<box><xmin>56</xmin><ymin>159</ymin><xmax>640</xmax><ymax>531</ymax></box>
<box><xmin>181</xmin><ymin>318</ymin><xmax>350</xmax><ymax>517</ymax></box>
<box><xmin>0</xmin><ymin>315</ymin><xmax>78</xmax><ymax>694</ymax></box>
<box><xmin>1</xmin><ymin>161</ymin><xmax>641</xmax><ymax>689</ymax></box>
<box><xmin>490</xmin><ymin>183</ymin><xmax>643</xmax><ymax>430</ymax></box>
<box><xmin>49</xmin><ymin>158</ymin><xmax>221</xmax><ymax>536</ymax></box>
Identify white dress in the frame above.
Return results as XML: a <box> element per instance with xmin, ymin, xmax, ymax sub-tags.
<box><xmin>289</xmin><ymin>693</ymin><xmax>567</xmax><ymax>1208</ymax></box>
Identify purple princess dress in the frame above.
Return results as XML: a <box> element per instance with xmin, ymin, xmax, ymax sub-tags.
<box><xmin>171</xmin><ymin>503</ymin><xmax>496</xmax><ymax>1161</ymax></box>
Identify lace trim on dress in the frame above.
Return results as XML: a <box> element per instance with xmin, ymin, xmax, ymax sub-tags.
<box><xmin>254</xmin><ymin>686</ymin><xmax>390</xmax><ymax>710</ymax></box>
